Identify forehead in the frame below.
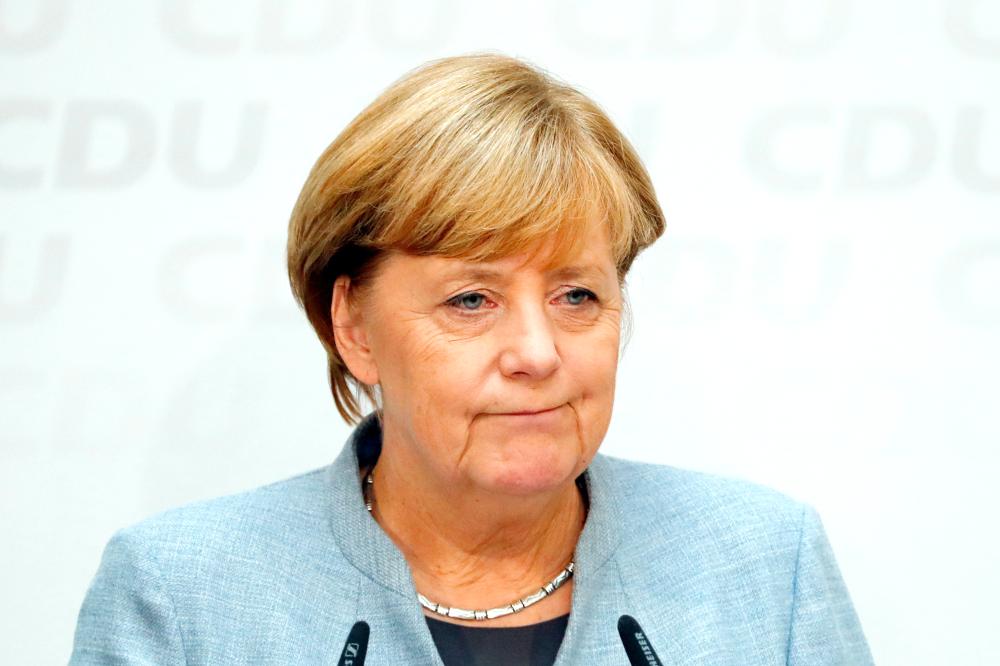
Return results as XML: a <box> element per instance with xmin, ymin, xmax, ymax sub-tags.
<box><xmin>413</xmin><ymin>222</ymin><xmax>615</xmax><ymax>281</ymax></box>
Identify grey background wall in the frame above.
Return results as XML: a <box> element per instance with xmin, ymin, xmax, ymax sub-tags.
<box><xmin>2</xmin><ymin>1</ymin><xmax>998</xmax><ymax>663</ymax></box>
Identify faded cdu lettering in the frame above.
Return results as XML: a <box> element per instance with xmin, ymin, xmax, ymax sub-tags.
<box><xmin>0</xmin><ymin>0</ymin><xmax>67</xmax><ymax>53</ymax></box>
<box><xmin>160</xmin><ymin>0</ymin><xmax>454</xmax><ymax>54</ymax></box>
<box><xmin>945</xmin><ymin>0</ymin><xmax>1000</xmax><ymax>60</ymax></box>
<box><xmin>0</xmin><ymin>234</ymin><xmax>70</xmax><ymax>322</ymax></box>
<box><xmin>746</xmin><ymin>106</ymin><xmax>999</xmax><ymax>193</ymax></box>
<box><xmin>554</xmin><ymin>0</ymin><xmax>850</xmax><ymax>58</ymax></box>
<box><xmin>0</xmin><ymin>100</ymin><xmax>267</xmax><ymax>189</ymax></box>
<box><xmin>161</xmin><ymin>0</ymin><xmax>351</xmax><ymax>54</ymax></box>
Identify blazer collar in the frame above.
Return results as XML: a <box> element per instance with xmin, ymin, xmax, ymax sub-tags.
<box><xmin>326</xmin><ymin>412</ymin><xmax>624</xmax><ymax>597</ymax></box>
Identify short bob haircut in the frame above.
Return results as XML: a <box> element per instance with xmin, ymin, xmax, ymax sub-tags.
<box><xmin>287</xmin><ymin>53</ymin><xmax>665</xmax><ymax>424</ymax></box>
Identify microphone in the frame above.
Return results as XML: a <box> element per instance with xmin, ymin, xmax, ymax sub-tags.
<box><xmin>618</xmin><ymin>615</ymin><xmax>664</xmax><ymax>666</ymax></box>
<box><xmin>337</xmin><ymin>621</ymin><xmax>370</xmax><ymax>666</ymax></box>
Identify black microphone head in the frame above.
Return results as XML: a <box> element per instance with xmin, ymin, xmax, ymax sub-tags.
<box><xmin>337</xmin><ymin>621</ymin><xmax>370</xmax><ymax>666</ymax></box>
<box><xmin>618</xmin><ymin>615</ymin><xmax>664</xmax><ymax>666</ymax></box>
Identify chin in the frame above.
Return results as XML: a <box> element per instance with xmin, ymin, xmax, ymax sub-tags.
<box><xmin>480</xmin><ymin>445</ymin><xmax>581</xmax><ymax>496</ymax></box>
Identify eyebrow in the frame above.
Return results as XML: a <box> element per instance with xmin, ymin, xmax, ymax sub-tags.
<box><xmin>549</xmin><ymin>265</ymin><xmax>608</xmax><ymax>281</ymax></box>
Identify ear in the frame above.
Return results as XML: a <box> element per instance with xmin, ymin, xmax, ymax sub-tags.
<box><xmin>331</xmin><ymin>275</ymin><xmax>380</xmax><ymax>386</ymax></box>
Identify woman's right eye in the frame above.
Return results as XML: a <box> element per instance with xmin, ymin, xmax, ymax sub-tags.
<box><xmin>447</xmin><ymin>292</ymin><xmax>487</xmax><ymax>311</ymax></box>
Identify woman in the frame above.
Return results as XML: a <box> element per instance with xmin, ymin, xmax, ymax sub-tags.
<box><xmin>71</xmin><ymin>54</ymin><xmax>873</xmax><ymax>665</ymax></box>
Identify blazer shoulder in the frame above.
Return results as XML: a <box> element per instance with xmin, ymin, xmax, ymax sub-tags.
<box><xmin>111</xmin><ymin>465</ymin><xmax>337</xmax><ymax>568</ymax></box>
<box><xmin>73</xmin><ymin>466</ymin><xmax>362</xmax><ymax>662</ymax></box>
<box><xmin>594</xmin><ymin>454</ymin><xmax>807</xmax><ymax>550</ymax></box>
<box><xmin>599</xmin><ymin>453</ymin><xmax>805</xmax><ymax>514</ymax></box>
<box><xmin>588</xmin><ymin>460</ymin><xmax>870</xmax><ymax>660</ymax></box>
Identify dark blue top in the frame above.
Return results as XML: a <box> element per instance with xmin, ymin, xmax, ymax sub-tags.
<box><xmin>426</xmin><ymin>614</ymin><xmax>570</xmax><ymax>666</ymax></box>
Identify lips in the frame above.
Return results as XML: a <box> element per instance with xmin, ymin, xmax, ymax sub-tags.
<box><xmin>494</xmin><ymin>404</ymin><xmax>562</xmax><ymax>416</ymax></box>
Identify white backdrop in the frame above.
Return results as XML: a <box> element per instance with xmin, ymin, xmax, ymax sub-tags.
<box><xmin>2</xmin><ymin>1</ymin><xmax>998</xmax><ymax>663</ymax></box>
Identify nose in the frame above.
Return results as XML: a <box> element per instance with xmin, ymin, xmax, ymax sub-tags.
<box><xmin>497</xmin><ymin>301</ymin><xmax>561</xmax><ymax>381</ymax></box>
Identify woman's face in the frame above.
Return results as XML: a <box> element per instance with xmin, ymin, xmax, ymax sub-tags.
<box><xmin>338</xmin><ymin>223</ymin><xmax>622</xmax><ymax>497</ymax></box>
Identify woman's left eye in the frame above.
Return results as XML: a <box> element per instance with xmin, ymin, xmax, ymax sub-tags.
<box><xmin>447</xmin><ymin>292</ymin><xmax>488</xmax><ymax>311</ymax></box>
<box><xmin>562</xmin><ymin>288</ymin><xmax>597</xmax><ymax>305</ymax></box>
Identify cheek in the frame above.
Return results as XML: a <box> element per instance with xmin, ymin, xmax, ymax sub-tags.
<box><xmin>566</xmin><ymin>329</ymin><xmax>620</xmax><ymax>440</ymax></box>
<box><xmin>396</xmin><ymin>336</ymin><xmax>500</xmax><ymax>471</ymax></box>
<box><xmin>371</xmin><ymin>317</ymin><xmax>434</xmax><ymax>418</ymax></box>
<box><xmin>381</xmin><ymin>322</ymin><xmax>491</xmax><ymax>421</ymax></box>
<box><xmin>572</xmin><ymin>320</ymin><xmax>620</xmax><ymax>388</ymax></box>
<box><xmin>583</xmin><ymin>352</ymin><xmax>618</xmax><ymax>421</ymax></box>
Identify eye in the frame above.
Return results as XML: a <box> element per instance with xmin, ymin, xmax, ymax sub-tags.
<box><xmin>562</xmin><ymin>288</ymin><xmax>597</xmax><ymax>306</ymax></box>
<box><xmin>447</xmin><ymin>291</ymin><xmax>488</xmax><ymax>311</ymax></box>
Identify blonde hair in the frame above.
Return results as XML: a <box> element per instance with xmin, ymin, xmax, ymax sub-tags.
<box><xmin>287</xmin><ymin>53</ymin><xmax>665</xmax><ymax>424</ymax></box>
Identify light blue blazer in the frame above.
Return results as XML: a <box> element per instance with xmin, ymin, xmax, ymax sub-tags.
<box><xmin>70</xmin><ymin>414</ymin><xmax>874</xmax><ymax>664</ymax></box>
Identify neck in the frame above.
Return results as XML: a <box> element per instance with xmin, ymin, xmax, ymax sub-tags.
<box><xmin>366</xmin><ymin>427</ymin><xmax>586</xmax><ymax>621</ymax></box>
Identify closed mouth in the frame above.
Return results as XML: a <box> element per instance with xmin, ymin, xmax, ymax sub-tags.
<box><xmin>495</xmin><ymin>404</ymin><xmax>562</xmax><ymax>416</ymax></box>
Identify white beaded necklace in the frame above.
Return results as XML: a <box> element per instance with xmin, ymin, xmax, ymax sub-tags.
<box><xmin>362</xmin><ymin>469</ymin><xmax>575</xmax><ymax>621</ymax></box>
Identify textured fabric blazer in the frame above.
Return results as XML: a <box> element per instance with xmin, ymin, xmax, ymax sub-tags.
<box><xmin>70</xmin><ymin>414</ymin><xmax>874</xmax><ymax>664</ymax></box>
